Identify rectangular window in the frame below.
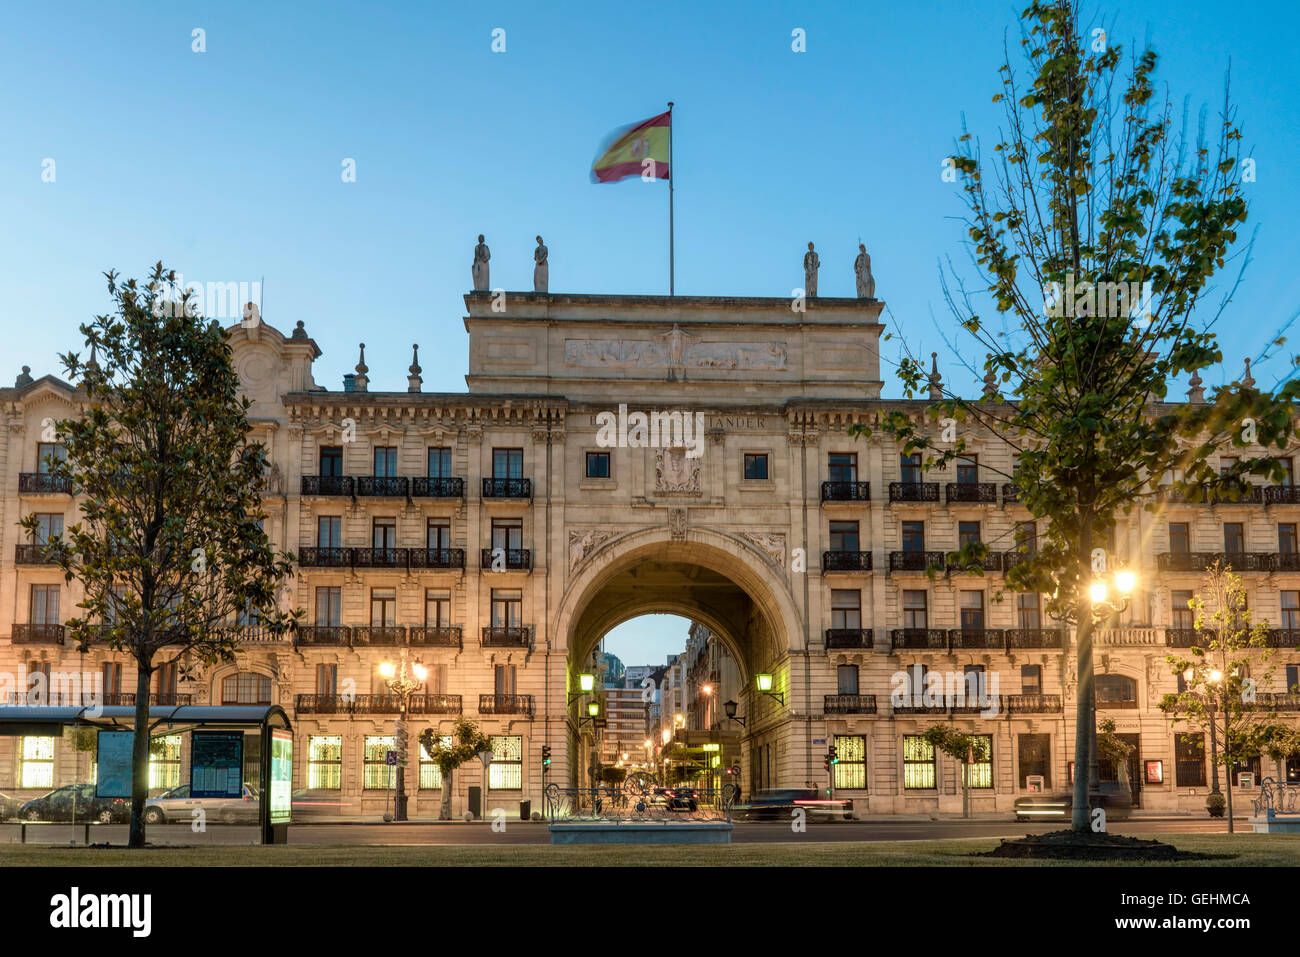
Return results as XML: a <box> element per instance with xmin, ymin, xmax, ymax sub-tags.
<box><xmin>900</xmin><ymin>453</ymin><xmax>921</xmax><ymax>484</ymax></box>
<box><xmin>958</xmin><ymin>521</ymin><xmax>980</xmax><ymax>548</ymax></box>
<box><xmin>902</xmin><ymin>591</ymin><xmax>928</xmax><ymax>629</ymax></box>
<box><xmin>317</xmin><ymin>516</ymin><xmax>341</xmax><ymax>548</ymax></box>
<box><xmin>965</xmin><ymin>734</ymin><xmax>993</xmax><ymax>788</ymax></box>
<box><xmin>827</xmin><ymin>453</ymin><xmax>857</xmax><ymax>483</ymax></box>
<box><xmin>830</xmin><ymin>589</ymin><xmax>861</xmax><ymax>629</ymax></box>
<box><xmin>419</xmin><ymin>736</ymin><xmax>451</xmax><ymax>789</ymax></box>
<box><xmin>316</xmin><ymin>664</ymin><xmax>338</xmax><ymax>696</ymax></box>
<box><xmin>427</xmin><ymin>447</ymin><xmax>452</xmax><ymax>478</ymax></box>
<box><xmin>1171</xmin><ymin>590</ymin><xmax>1194</xmax><ymax>629</ymax></box>
<box><xmin>493</xmin><ymin>448</ymin><xmax>523</xmax><ymax>479</ymax></box>
<box><xmin>315</xmin><ymin>587</ymin><xmax>341</xmax><ymax>626</ymax></box>
<box><xmin>1018</xmin><ymin>733</ymin><xmax>1051</xmax><ymax>788</ymax></box>
<box><xmin>364</xmin><ymin>736</ymin><xmax>397</xmax><ymax>789</ymax></box>
<box><xmin>903</xmin><ymin>735</ymin><xmax>936</xmax><ymax>789</ymax></box>
<box><xmin>1168</xmin><ymin>523</ymin><xmax>1190</xmax><ymax>554</ymax></box>
<box><xmin>837</xmin><ymin>664</ymin><xmax>859</xmax><ymax>695</ymax></box>
<box><xmin>828</xmin><ymin>521</ymin><xmax>859</xmax><ymax>553</ymax></box>
<box><xmin>319</xmin><ymin>446</ymin><xmax>343</xmax><ymax>476</ymax></box>
<box><xmin>585</xmin><ymin>451</ymin><xmax>611</xmax><ymax>479</ymax></box>
<box><xmin>373</xmin><ymin>446</ymin><xmax>398</xmax><ymax>477</ymax></box>
<box><xmin>308</xmin><ymin>735</ymin><xmax>342</xmax><ymax>789</ymax></box>
<box><xmin>30</xmin><ymin>584</ymin><xmax>60</xmax><ymax>624</ymax></box>
<box><xmin>1224</xmin><ymin>522</ymin><xmax>1245</xmax><ymax>554</ymax></box>
<box><xmin>372</xmin><ymin>517</ymin><xmax>396</xmax><ymax>549</ymax></box>
<box><xmin>833</xmin><ymin>735</ymin><xmax>866</xmax><ymax>790</ymax></box>
<box><xmin>959</xmin><ymin>591</ymin><xmax>985</xmax><ymax>629</ymax></box>
<box><xmin>1282</xmin><ymin>459</ymin><xmax>1296</xmax><ymax>487</ymax></box>
<box><xmin>1017</xmin><ymin>593</ymin><xmax>1041</xmax><ymax>630</ymax></box>
<box><xmin>1284</xmin><ymin>593</ymin><xmax>1300</xmax><ymax>631</ymax></box>
<box><xmin>491</xmin><ymin>590</ymin><xmax>522</xmax><ymax>627</ymax></box>
<box><xmin>491</xmin><ymin>518</ymin><xmax>523</xmax><ymax>551</ymax></box>
<box><xmin>901</xmin><ymin>521</ymin><xmax>925</xmax><ymax>552</ymax></box>
<box><xmin>37</xmin><ymin>442</ymin><xmax>67</xmax><ymax>473</ymax></box>
<box><xmin>1220</xmin><ymin>456</ymin><xmax>1239</xmax><ymax>475</ymax></box>
<box><xmin>489</xmin><ymin>735</ymin><xmax>523</xmax><ymax>789</ymax></box>
<box><xmin>956</xmin><ymin>455</ymin><xmax>978</xmax><ymax>484</ymax></box>
<box><xmin>1175</xmin><ymin>734</ymin><xmax>1207</xmax><ymax>787</ymax></box>
<box><xmin>31</xmin><ymin>513</ymin><xmax>63</xmax><ymax>544</ymax></box>
<box><xmin>1286</xmin><ymin>665</ymin><xmax>1298</xmax><ymax>694</ymax></box>
<box><xmin>149</xmin><ymin>734</ymin><xmax>182</xmax><ymax>789</ymax></box>
<box><xmin>425</xmin><ymin>590</ymin><xmax>451</xmax><ymax>628</ymax></box>
<box><xmin>155</xmin><ymin>663</ymin><xmax>178</xmax><ymax>703</ymax></box>
<box><xmin>743</xmin><ymin>453</ymin><xmax>769</xmax><ymax>480</ymax></box>
<box><xmin>102</xmin><ymin>662</ymin><xmax>122</xmax><ymax>696</ymax></box>
<box><xmin>370</xmin><ymin>589</ymin><xmax>396</xmax><ymax>627</ymax></box>
<box><xmin>20</xmin><ymin>736</ymin><xmax>55</xmax><ymax>788</ymax></box>
<box><xmin>1016</xmin><ymin>521</ymin><xmax>1037</xmax><ymax>554</ymax></box>
<box><xmin>1021</xmin><ymin>664</ymin><xmax>1042</xmax><ymax>695</ymax></box>
<box><xmin>1281</xmin><ymin>524</ymin><xmax>1298</xmax><ymax>555</ymax></box>
<box><xmin>495</xmin><ymin>664</ymin><xmax>517</xmax><ymax>696</ymax></box>
<box><xmin>426</xmin><ymin>519</ymin><xmax>451</xmax><ymax>550</ymax></box>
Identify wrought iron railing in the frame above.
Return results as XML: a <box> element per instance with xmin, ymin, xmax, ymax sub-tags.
<box><xmin>545</xmin><ymin>782</ymin><xmax>735</xmax><ymax>824</ymax></box>
<box><xmin>1265</xmin><ymin>486</ymin><xmax>1300</xmax><ymax>505</ymax></box>
<box><xmin>1156</xmin><ymin>551</ymin><xmax>1274</xmax><ymax>572</ymax></box>
<box><xmin>820</xmin><ymin>481</ymin><xmax>871</xmax><ymax>502</ymax></box>
<box><xmin>409</xmin><ymin>547</ymin><xmax>465</xmax><ymax>569</ymax></box>
<box><xmin>824</xmin><ymin>694</ymin><xmax>877</xmax><ymax>715</ymax></box>
<box><xmin>301</xmin><ymin>475</ymin><xmax>354</xmax><ymax>496</ymax></box>
<box><xmin>889</xmin><ymin>551</ymin><xmax>946</xmax><ymax>572</ymax></box>
<box><xmin>479</xmin><ymin>693</ymin><xmax>534</xmax><ymax>716</ymax></box>
<box><xmin>889</xmin><ymin>482</ymin><xmax>939</xmax><ymax>503</ymax></box>
<box><xmin>822</xmin><ymin>550</ymin><xmax>872</xmax><ymax>572</ymax></box>
<box><xmin>1002</xmin><ymin>483</ymin><xmax>1021</xmax><ymax>503</ymax></box>
<box><xmin>824</xmin><ymin>628</ymin><xmax>873</xmax><ymax>649</ymax></box>
<box><xmin>1007</xmin><ymin>628</ymin><xmax>1066</xmax><ymax>649</ymax></box>
<box><xmin>482</xmin><ymin>477</ymin><xmax>532</xmax><ymax>499</ymax></box>
<box><xmin>352</xmin><ymin>547</ymin><xmax>408</xmax><ymax>568</ymax></box>
<box><xmin>948</xmin><ymin>628</ymin><xmax>1005</xmax><ymax>650</ymax></box>
<box><xmin>18</xmin><ymin>472</ymin><xmax>72</xmax><ymax>494</ymax></box>
<box><xmin>15</xmin><ymin>544</ymin><xmax>54</xmax><ymax>565</ymax></box>
<box><xmin>411</xmin><ymin>476</ymin><xmax>465</xmax><ymax>498</ymax></box>
<box><xmin>349</xmin><ymin>626</ymin><xmax>406</xmax><ymax>646</ymax></box>
<box><xmin>890</xmin><ymin>628</ymin><xmax>947</xmax><ymax>649</ymax></box>
<box><xmin>1005</xmin><ymin>693</ymin><xmax>1063</xmax><ymax>714</ymax></box>
<box><xmin>294</xmin><ymin>626</ymin><xmax>351</xmax><ymax>647</ymax></box>
<box><xmin>409</xmin><ymin>626</ymin><xmax>462</xmax><ymax>648</ymax></box>
<box><xmin>11</xmin><ymin>623</ymin><xmax>64</xmax><ymax>644</ymax></box>
<box><xmin>481</xmin><ymin>548</ymin><xmax>531</xmax><ymax>571</ymax></box>
<box><xmin>482</xmin><ymin>626</ymin><xmax>530</xmax><ymax>649</ymax></box>
<box><xmin>355</xmin><ymin>476</ymin><xmax>409</xmax><ymax>497</ymax></box>
<box><xmin>298</xmin><ymin>547</ymin><xmax>351</xmax><ymax>567</ymax></box>
<box><xmin>948</xmin><ymin>551</ymin><xmax>1003</xmax><ymax>573</ymax></box>
<box><xmin>946</xmin><ymin>482</ymin><xmax>998</xmax><ymax>503</ymax></box>
<box><xmin>409</xmin><ymin>694</ymin><xmax>463</xmax><ymax>715</ymax></box>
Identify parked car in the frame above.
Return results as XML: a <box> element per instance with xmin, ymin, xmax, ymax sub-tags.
<box><xmin>1013</xmin><ymin>781</ymin><xmax>1134</xmax><ymax>822</ymax></box>
<box><xmin>735</xmin><ymin>788</ymin><xmax>854</xmax><ymax>821</ymax></box>
<box><xmin>657</xmin><ymin>785</ymin><xmax>700</xmax><ymax>812</ymax></box>
<box><xmin>143</xmin><ymin>783</ymin><xmax>260</xmax><ymax>824</ymax></box>
<box><xmin>0</xmin><ymin>791</ymin><xmax>24</xmax><ymax>821</ymax></box>
<box><xmin>19</xmin><ymin>784</ymin><xmax>129</xmax><ymax>823</ymax></box>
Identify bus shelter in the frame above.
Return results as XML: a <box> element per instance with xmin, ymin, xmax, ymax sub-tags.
<box><xmin>0</xmin><ymin>704</ymin><xmax>293</xmax><ymax>844</ymax></box>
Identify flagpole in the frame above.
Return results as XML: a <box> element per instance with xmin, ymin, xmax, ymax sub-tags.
<box><xmin>667</xmin><ymin>100</ymin><xmax>674</xmax><ymax>296</ymax></box>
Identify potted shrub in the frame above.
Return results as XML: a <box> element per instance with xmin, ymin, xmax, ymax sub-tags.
<box><xmin>1206</xmin><ymin>791</ymin><xmax>1226</xmax><ymax>818</ymax></box>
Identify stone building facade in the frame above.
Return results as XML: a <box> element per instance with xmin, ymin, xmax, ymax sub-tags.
<box><xmin>1</xmin><ymin>289</ymin><xmax>1296</xmax><ymax>817</ymax></box>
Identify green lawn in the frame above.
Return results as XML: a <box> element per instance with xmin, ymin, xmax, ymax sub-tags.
<box><xmin>3</xmin><ymin>834</ymin><xmax>1300</xmax><ymax>866</ymax></box>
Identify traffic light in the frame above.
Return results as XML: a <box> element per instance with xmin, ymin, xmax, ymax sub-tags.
<box><xmin>541</xmin><ymin>744</ymin><xmax>552</xmax><ymax>768</ymax></box>
<box><xmin>829</xmin><ymin>744</ymin><xmax>839</xmax><ymax>765</ymax></box>
<box><xmin>823</xmin><ymin>755</ymin><xmax>830</xmax><ymax>772</ymax></box>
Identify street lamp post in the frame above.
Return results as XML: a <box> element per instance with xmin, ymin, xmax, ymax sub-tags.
<box><xmin>378</xmin><ymin>650</ymin><xmax>427</xmax><ymax>823</ymax></box>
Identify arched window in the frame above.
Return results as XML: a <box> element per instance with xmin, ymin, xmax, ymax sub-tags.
<box><xmin>222</xmin><ymin>672</ymin><xmax>272</xmax><ymax>705</ymax></box>
<box><xmin>1095</xmin><ymin>674</ymin><xmax>1137</xmax><ymax>708</ymax></box>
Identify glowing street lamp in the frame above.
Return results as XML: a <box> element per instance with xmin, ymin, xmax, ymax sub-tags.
<box><xmin>377</xmin><ymin>650</ymin><xmax>426</xmax><ymax>822</ymax></box>
<box><xmin>755</xmin><ymin>673</ymin><xmax>785</xmax><ymax>705</ymax></box>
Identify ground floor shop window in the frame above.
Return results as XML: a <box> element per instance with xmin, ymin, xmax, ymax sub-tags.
<box><xmin>148</xmin><ymin>734</ymin><xmax>182</xmax><ymax>789</ymax></box>
<box><xmin>364</xmin><ymin>736</ymin><xmax>396</xmax><ymax>789</ymax></box>
<box><xmin>308</xmin><ymin>735</ymin><xmax>342</xmax><ymax>789</ymax></box>
<box><xmin>963</xmin><ymin>734</ymin><xmax>993</xmax><ymax>788</ymax></box>
<box><xmin>20</xmin><ymin>735</ymin><xmax>54</xmax><ymax>788</ymax></box>
<box><xmin>489</xmin><ymin>735</ymin><xmax>522</xmax><ymax>789</ymax></box>
<box><xmin>833</xmin><ymin>735</ymin><xmax>866</xmax><ymax>789</ymax></box>
<box><xmin>419</xmin><ymin>736</ymin><xmax>451</xmax><ymax>789</ymax></box>
<box><xmin>1017</xmin><ymin>733</ymin><xmax>1051</xmax><ymax>789</ymax></box>
<box><xmin>903</xmin><ymin>735</ymin><xmax>936</xmax><ymax>789</ymax></box>
<box><xmin>1175</xmin><ymin>733</ymin><xmax>1206</xmax><ymax>787</ymax></box>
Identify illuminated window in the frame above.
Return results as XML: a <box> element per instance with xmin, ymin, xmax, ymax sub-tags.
<box><xmin>364</xmin><ymin>736</ymin><xmax>396</xmax><ymax>789</ymax></box>
<box><xmin>308</xmin><ymin>735</ymin><xmax>342</xmax><ymax>789</ymax></box>
<box><xmin>489</xmin><ymin>735</ymin><xmax>522</xmax><ymax>789</ymax></box>
<box><xmin>1175</xmin><ymin>733</ymin><xmax>1206</xmax><ymax>787</ymax></box>
<box><xmin>902</xmin><ymin>735</ymin><xmax>936</xmax><ymax>789</ymax></box>
<box><xmin>149</xmin><ymin>734</ymin><xmax>182</xmax><ymax>789</ymax></box>
<box><xmin>20</xmin><ymin>736</ymin><xmax>54</xmax><ymax>788</ymax></box>
<box><xmin>833</xmin><ymin>735</ymin><xmax>866</xmax><ymax>790</ymax></box>
<box><xmin>221</xmin><ymin>672</ymin><xmax>271</xmax><ymax>705</ymax></box>
<box><xmin>419</xmin><ymin>736</ymin><xmax>452</xmax><ymax>789</ymax></box>
<box><xmin>963</xmin><ymin>734</ymin><xmax>993</xmax><ymax>788</ymax></box>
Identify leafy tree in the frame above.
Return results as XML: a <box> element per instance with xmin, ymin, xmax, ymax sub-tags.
<box><xmin>1159</xmin><ymin>561</ymin><xmax>1276</xmax><ymax>830</ymax></box>
<box><xmin>23</xmin><ymin>263</ymin><xmax>299</xmax><ymax>847</ymax></box>
<box><xmin>600</xmin><ymin>766</ymin><xmax>629</xmax><ymax>788</ymax></box>
<box><xmin>419</xmin><ymin>716</ymin><xmax>491</xmax><ymax>820</ymax></box>
<box><xmin>922</xmin><ymin>725</ymin><xmax>991</xmax><ymax>819</ymax></box>
<box><xmin>856</xmin><ymin>0</ymin><xmax>1299</xmax><ymax>831</ymax></box>
<box><xmin>1096</xmin><ymin>718</ymin><xmax>1134</xmax><ymax>806</ymax></box>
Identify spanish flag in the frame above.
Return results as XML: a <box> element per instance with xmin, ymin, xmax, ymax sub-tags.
<box><xmin>590</xmin><ymin>109</ymin><xmax>671</xmax><ymax>183</ymax></box>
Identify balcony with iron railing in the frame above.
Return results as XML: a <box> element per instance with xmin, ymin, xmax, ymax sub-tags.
<box><xmin>1157</xmin><ymin>551</ymin><xmax>1275</xmax><ymax>572</ymax></box>
<box><xmin>479</xmin><ymin>693</ymin><xmax>535</xmax><ymax>717</ymax></box>
<box><xmin>820</xmin><ymin>481</ymin><xmax>871</xmax><ymax>503</ymax></box>
<box><xmin>409</xmin><ymin>694</ymin><xmax>463</xmax><ymax>715</ymax></box>
<box><xmin>409</xmin><ymin>547</ymin><xmax>466</xmax><ymax>570</ymax></box>
<box><xmin>948</xmin><ymin>628</ymin><xmax>1005</xmax><ymax>650</ymax></box>
<box><xmin>349</xmin><ymin>626</ymin><xmax>407</xmax><ymax>646</ymax></box>
<box><xmin>15</xmin><ymin>543</ymin><xmax>55</xmax><ymax>565</ymax></box>
<box><xmin>1253</xmin><ymin>692</ymin><xmax>1300</xmax><ymax>711</ymax></box>
<box><xmin>1007</xmin><ymin>628</ymin><xmax>1066</xmax><ymax>649</ymax></box>
<box><xmin>1002</xmin><ymin>483</ymin><xmax>1022</xmax><ymax>503</ymax></box>
<box><xmin>822</xmin><ymin>550</ymin><xmax>872</xmax><ymax>572</ymax></box>
<box><xmin>411</xmin><ymin>476</ymin><xmax>465</xmax><ymax>498</ymax></box>
<box><xmin>481</xmin><ymin>548</ymin><xmax>531</xmax><ymax>571</ymax></box>
<box><xmin>1265</xmin><ymin>485</ymin><xmax>1300</xmax><ymax>505</ymax></box>
<box><xmin>824</xmin><ymin>694</ymin><xmax>877</xmax><ymax>715</ymax></box>
<box><xmin>301</xmin><ymin>475</ymin><xmax>354</xmax><ymax>496</ymax></box>
<box><xmin>225</xmin><ymin>624</ymin><xmax>289</xmax><ymax>643</ymax></box>
<box><xmin>948</xmin><ymin>551</ymin><xmax>1003</xmax><ymax>574</ymax></box>
<box><xmin>889</xmin><ymin>482</ymin><xmax>940</xmax><ymax>503</ymax></box>
<box><xmin>293</xmin><ymin>626</ymin><xmax>351</xmax><ymax>648</ymax></box>
<box><xmin>355</xmin><ymin>476</ymin><xmax>409</xmax><ymax>498</ymax></box>
<box><xmin>19</xmin><ymin>473</ymin><xmax>73</xmax><ymax>494</ymax></box>
<box><xmin>351</xmin><ymin>547</ymin><xmax>408</xmax><ymax>569</ymax></box>
<box><xmin>824</xmin><ymin>628</ymin><xmax>873</xmax><ymax>649</ymax></box>
<box><xmin>296</xmin><ymin>693</ymin><xmax>408</xmax><ymax>714</ymax></box>
<box><xmin>11</xmin><ymin>623</ymin><xmax>64</xmax><ymax>644</ymax></box>
<box><xmin>482</xmin><ymin>477</ymin><xmax>532</xmax><ymax>499</ymax></box>
<box><xmin>946</xmin><ymin>482</ymin><xmax>998</xmax><ymax>504</ymax></box>
<box><xmin>1005</xmin><ymin>693</ymin><xmax>1063</xmax><ymax>714</ymax></box>
<box><xmin>298</xmin><ymin>547</ymin><xmax>351</xmax><ymax>568</ymax></box>
<box><xmin>482</xmin><ymin>626</ymin><xmax>530</xmax><ymax>648</ymax></box>
<box><xmin>890</xmin><ymin>628</ymin><xmax>948</xmax><ymax>649</ymax></box>
<box><xmin>1157</xmin><ymin>485</ymin><xmax>1264</xmax><ymax>505</ymax></box>
<box><xmin>889</xmin><ymin>551</ymin><xmax>946</xmax><ymax>573</ymax></box>
<box><xmin>408</xmin><ymin>626</ymin><xmax>462</xmax><ymax>649</ymax></box>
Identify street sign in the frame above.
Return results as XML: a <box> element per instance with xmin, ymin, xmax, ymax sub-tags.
<box><xmin>385</xmin><ymin>750</ymin><xmax>397</xmax><ymax>766</ymax></box>
<box><xmin>812</xmin><ymin>738</ymin><xmax>826</xmax><ymax>745</ymax></box>
<box><xmin>731</xmin><ymin>765</ymin><xmax>741</xmax><ymax>777</ymax></box>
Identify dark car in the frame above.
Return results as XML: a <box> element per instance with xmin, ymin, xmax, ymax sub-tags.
<box><xmin>657</xmin><ymin>785</ymin><xmax>700</xmax><ymax>812</ymax></box>
<box><xmin>0</xmin><ymin>791</ymin><xmax>23</xmax><ymax>821</ymax></box>
<box><xmin>1013</xmin><ymin>782</ymin><xmax>1134</xmax><ymax>822</ymax></box>
<box><xmin>19</xmin><ymin>784</ymin><xmax>129</xmax><ymax>824</ymax></box>
<box><xmin>736</xmin><ymin>788</ymin><xmax>854</xmax><ymax>821</ymax></box>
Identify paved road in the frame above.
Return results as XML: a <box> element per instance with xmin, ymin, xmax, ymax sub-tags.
<box><xmin>279</xmin><ymin>816</ymin><xmax>1244</xmax><ymax>845</ymax></box>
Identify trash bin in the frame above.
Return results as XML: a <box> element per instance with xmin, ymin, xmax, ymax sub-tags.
<box><xmin>520</xmin><ymin>800</ymin><xmax>531</xmax><ymax>821</ymax></box>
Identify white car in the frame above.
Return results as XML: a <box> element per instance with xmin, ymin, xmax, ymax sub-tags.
<box><xmin>143</xmin><ymin>783</ymin><xmax>260</xmax><ymax>824</ymax></box>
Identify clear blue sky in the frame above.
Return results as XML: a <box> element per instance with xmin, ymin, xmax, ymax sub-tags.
<box><xmin>3</xmin><ymin>0</ymin><xmax>1298</xmax><ymax>401</ymax></box>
